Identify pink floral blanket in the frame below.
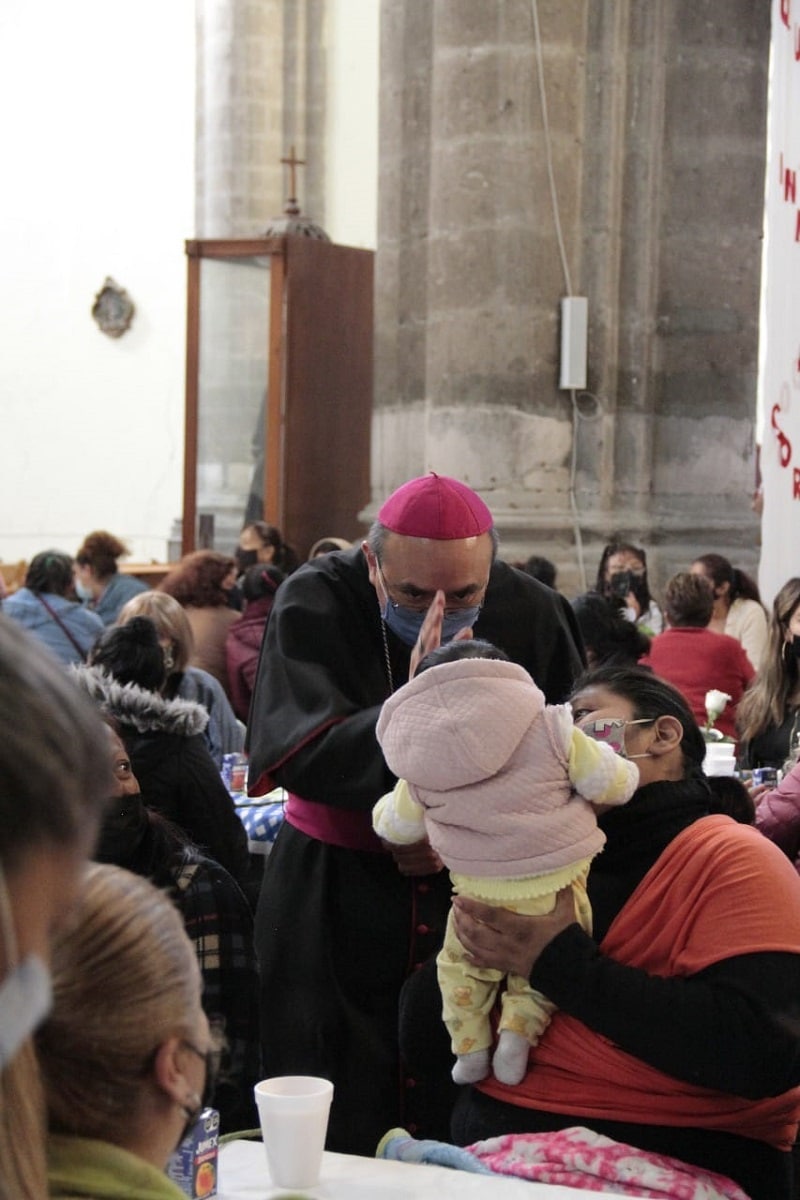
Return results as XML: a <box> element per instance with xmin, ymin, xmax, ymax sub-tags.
<box><xmin>377</xmin><ymin>1125</ymin><xmax>750</xmax><ymax>1199</ymax></box>
<box><xmin>471</xmin><ymin>1127</ymin><xmax>749</xmax><ymax>1197</ymax></box>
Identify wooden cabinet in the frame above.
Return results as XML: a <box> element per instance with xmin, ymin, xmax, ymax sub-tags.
<box><xmin>182</xmin><ymin>235</ymin><xmax>374</xmax><ymax>559</ymax></box>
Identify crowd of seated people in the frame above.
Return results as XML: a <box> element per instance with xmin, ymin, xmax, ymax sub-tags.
<box><xmin>0</xmin><ymin>522</ymin><xmax>333</xmax><ymax>730</ymax></box>
<box><xmin>4</xmin><ymin>507</ymin><xmax>800</xmax><ymax>1199</ymax></box>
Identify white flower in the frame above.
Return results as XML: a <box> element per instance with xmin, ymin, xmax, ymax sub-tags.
<box><xmin>705</xmin><ymin>690</ymin><xmax>732</xmax><ymax>728</ymax></box>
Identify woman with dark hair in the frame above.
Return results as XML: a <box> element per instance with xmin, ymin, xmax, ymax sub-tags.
<box><xmin>236</xmin><ymin>521</ymin><xmax>299</xmax><ymax>576</ymax></box>
<box><xmin>446</xmin><ymin>665</ymin><xmax>800</xmax><ymax>1200</ymax></box>
<box><xmin>4</xmin><ymin>550</ymin><xmax>104</xmax><ymax>666</ymax></box>
<box><xmin>74</xmin><ymin>530</ymin><xmax>148</xmax><ymax>625</ymax></box>
<box><xmin>95</xmin><ymin>725</ymin><xmax>259</xmax><ymax>1132</ymax></box>
<box><xmin>117</xmin><ymin>591</ymin><xmax>245</xmax><ymax>767</ymax></box>
<box><xmin>690</xmin><ymin>553</ymin><xmax>768</xmax><ymax>670</ymax></box>
<box><xmin>74</xmin><ymin>617</ymin><xmax>251</xmax><ymax>897</ymax></box>
<box><xmin>595</xmin><ymin>541</ymin><xmax>663</xmax><ymax>637</ymax></box>
<box><xmin>570</xmin><ymin>591</ymin><xmax>651</xmax><ymax>669</ymax></box>
<box><xmin>519</xmin><ymin>556</ymin><xmax>558</xmax><ymax>590</ymax></box>
<box><xmin>158</xmin><ymin>551</ymin><xmax>241</xmax><ymax>695</ymax></box>
<box><xmin>738</xmin><ymin>577</ymin><xmax>800</xmax><ymax>771</ymax></box>
<box><xmin>225</xmin><ymin>564</ymin><xmax>285</xmax><ymax>722</ymax></box>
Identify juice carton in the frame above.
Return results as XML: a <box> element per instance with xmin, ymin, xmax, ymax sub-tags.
<box><xmin>221</xmin><ymin>752</ymin><xmax>248</xmax><ymax>795</ymax></box>
<box><xmin>167</xmin><ymin>1107</ymin><xmax>220</xmax><ymax>1198</ymax></box>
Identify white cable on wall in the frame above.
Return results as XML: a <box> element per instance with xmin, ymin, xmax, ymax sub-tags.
<box><xmin>530</xmin><ymin>0</ymin><xmax>598</xmax><ymax>592</ymax></box>
<box><xmin>531</xmin><ymin>0</ymin><xmax>573</xmax><ymax>297</ymax></box>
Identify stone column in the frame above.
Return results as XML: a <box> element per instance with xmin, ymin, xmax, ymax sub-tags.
<box><xmin>195</xmin><ymin>0</ymin><xmax>327</xmax><ymax>236</ymax></box>
<box><xmin>374</xmin><ymin>0</ymin><xmax>769</xmax><ymax>595</ymax></box>
<box><xmin>189</xmin><ymin>0</ymin><xmax>329</xmax><ymax>551</ymax></box>
<box><xmin>576</xmin><ymin>0</ymin><xmax>769</xmax><ymax>589</ymax></box>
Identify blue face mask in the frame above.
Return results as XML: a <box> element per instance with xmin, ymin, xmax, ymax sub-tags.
<box><xmin>0</xmin><ymin>863</ymin><xmax>53</xmax><ymax>1070</ymax></box>
<box><xmin>74</xmin><ymin>580</ymin><xmax>93</xmax><ymax>603</ymax></box>
<box><xmin>377</xmin><ymin>564</ymin><xmax>482</xmax><ymax>648</ymax></box>
<box><xmin>382</xmin><ymin>598</ymin><xmax>482</xmax><ymax>647</ymax></box>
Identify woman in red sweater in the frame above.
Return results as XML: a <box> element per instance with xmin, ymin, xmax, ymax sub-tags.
<box><xmin>639</xmin><ymin>572</ymin><xmax>754</xmax><ymax>740</ymax></box>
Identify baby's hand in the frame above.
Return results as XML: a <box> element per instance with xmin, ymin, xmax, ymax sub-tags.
<box><xmin>383</xmin><ymin>837</ymin><xmax>444</xmax><ymax>876</ymax></box>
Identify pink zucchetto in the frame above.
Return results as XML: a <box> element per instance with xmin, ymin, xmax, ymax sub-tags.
<box><xmin>377</xmin><ymin>473</ymin><xmax>493</xmax><ymax>541</ymax></box>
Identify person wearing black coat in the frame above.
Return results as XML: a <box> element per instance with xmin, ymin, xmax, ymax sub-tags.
<box><xmin>246</xmin><ymin>474</ymin><xmax>586</xmax><ymax>1155</ymax></box>
<box><xmin>73</xmin><ymin>618</ymin><xmax>251</xmax><ymax>900</ymax></box>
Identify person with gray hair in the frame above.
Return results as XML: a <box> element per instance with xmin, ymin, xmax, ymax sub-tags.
<box><xmin>247</xmin><ymin>472</ymin><xmax>584</xmax><ymax>1154</ymax></box>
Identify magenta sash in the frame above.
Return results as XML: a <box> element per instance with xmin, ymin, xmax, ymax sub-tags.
<box><xmin>285</xmin><ymin>793</ymin><xmax>385</xmax><ymax>853</ymax></box>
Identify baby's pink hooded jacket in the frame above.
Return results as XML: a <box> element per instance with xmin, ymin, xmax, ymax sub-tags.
<box><xmin>376</xmin><ymin>658</ymin><xmax>607</xmax><ymax>879</ymax></box>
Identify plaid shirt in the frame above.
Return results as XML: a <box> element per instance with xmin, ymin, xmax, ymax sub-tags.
<box><xmin>173</xmin><ymin>857</ymin><xmax>261</xmax><ymax>1132</ymax></box>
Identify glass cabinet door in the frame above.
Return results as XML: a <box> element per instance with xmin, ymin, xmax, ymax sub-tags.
<box><xmin>184</xmin><ymin>242</ymin><xmax>283</xmax><ymax>554</ymax></box>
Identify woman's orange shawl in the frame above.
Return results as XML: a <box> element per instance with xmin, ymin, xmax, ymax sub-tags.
<box><xmin>479</xmin><ymin>816</ymin><xmax>800</xmax><ymax>1150</ymax></box>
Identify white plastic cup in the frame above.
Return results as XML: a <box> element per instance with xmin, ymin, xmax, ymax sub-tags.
<box><xmin>254</xmin><ymin>1075</ymin><xmax>333</xmax><ymax>1189</ymax></box>
<box><xmin>703</xmin><ymin>743</ymin><xmax>736</xmax><ymax>777</ymax></box>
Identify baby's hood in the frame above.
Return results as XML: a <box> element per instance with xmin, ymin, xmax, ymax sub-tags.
<box><xmin>376</xmin><ymin>658</ymin><xmax>545</xmax><ymax>790</ymax></box>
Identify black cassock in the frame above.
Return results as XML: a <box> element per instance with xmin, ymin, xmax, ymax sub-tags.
<box><xmin>247</xmin><ymin>547</ymin><xmax>584</xmax><ymax>1154</ymax></box>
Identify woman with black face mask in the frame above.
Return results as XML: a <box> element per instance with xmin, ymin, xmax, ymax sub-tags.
<box><xmin>95</xmin><ymin>724</ymin><xmax>260</xmax><ymax>1134</ymax></box>
<box><xmin>235</xmin><ymin>522</ymin><xmax>299</xmax><ymax>578</ymax></box>
<box><xmin>38</xmin><ymin>864</ymin><xmax>218</xmax><ymax>1200</ymax></box>
<box><xmin>595</xmin><ymin>542</ymin><xmax>663</xmax><ymax>638</ymax></box>
<box><xmin>738</xmin><ymin>577</ymin><xmax>800</xmax><ymax>772</ymax></box>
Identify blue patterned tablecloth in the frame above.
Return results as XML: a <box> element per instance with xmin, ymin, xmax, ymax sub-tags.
<box><xmin>233</xmin><ymin>789</ymin><xmax>286</xmax><ymax>854</ymax></box>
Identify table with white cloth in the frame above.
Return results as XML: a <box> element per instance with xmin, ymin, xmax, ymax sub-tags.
<box><xmin>217</xmin><ymin>1138</ymin><xmax>626</xmax><ymax>1199</ymax></box>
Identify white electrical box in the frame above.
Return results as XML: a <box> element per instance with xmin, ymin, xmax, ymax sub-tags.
<box><xmin>559</xmin><ymin>296</ymin><xmax>588</xmax><ymax>390</ymax></box>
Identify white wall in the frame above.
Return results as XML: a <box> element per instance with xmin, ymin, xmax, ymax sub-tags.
<box><xmin>325</xmin><ymin>0</ymin><xmax>379</xmax><ymax>249</ymax></box>
<box><xmin>0</xmin><ymin>1</ymin><xmax>195</xmax><ymax>565</ymax></box>
<box><xmin>0</xmin><ymin>1</ymin><xmax>378</xmax><ymax>569</ymax></box>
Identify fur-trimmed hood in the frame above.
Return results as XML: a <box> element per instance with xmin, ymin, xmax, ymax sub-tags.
<box><xmin>71</xmin><ymin>664</ymin><xmax>209</xmax><ymax>738</ymax></box>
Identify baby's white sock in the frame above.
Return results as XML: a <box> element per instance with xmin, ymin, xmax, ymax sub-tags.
<box><xmin>451</xmin><ymin>1048</ymin><xmax>490</xmax><ymax>1085</ymax></box>
<box><xmin>492</xmin><ymin>1031</ymin><xmax>531</xmax><ymax>1085</ymax></box>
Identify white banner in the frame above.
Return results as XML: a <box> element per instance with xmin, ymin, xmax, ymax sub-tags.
<box><xmin>759</xmin><ymin>0</ymin><xmax>800</xmax><ymax>608</ymax></box>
